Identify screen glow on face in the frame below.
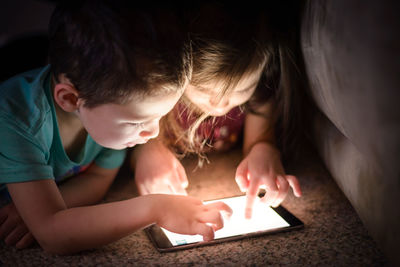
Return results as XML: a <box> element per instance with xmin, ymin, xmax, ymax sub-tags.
<box><xmin>161</xmin><ymin>195</ymin><xmax>290</xmax><ymax>246</ymax></box>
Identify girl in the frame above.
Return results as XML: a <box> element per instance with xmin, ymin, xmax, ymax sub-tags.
<box><xmin>133</xmin><ymin>3</ymin><xmax>303</xmax><ymax>219</ymax></box>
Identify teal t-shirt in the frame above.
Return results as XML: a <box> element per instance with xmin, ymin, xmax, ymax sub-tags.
<box><xmin>0</xmin><ymin>66</ymin><xmax>126</xmax><ymax>203</ymax></box>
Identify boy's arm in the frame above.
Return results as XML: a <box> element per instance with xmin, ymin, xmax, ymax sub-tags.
<box><xmin>0</xmin><ymin>163</ymin><xmax>118</xmax><ymax>248</ymax></box>
<box><xmin>8</xmin><ymin>179</ymin><xmax>149</xmax><ymax>254</ymax></box>
<box><xmin>7</xmin><ymin>180</ymin><xmax>231</xmax><ymax>255</ymax></box>
<box><xmin>58</xmin><ymin>163</ymin><xmax>119</xmax><ymax>208</ymax></box>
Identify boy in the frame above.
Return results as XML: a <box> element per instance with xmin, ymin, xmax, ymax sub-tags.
<box><xmin>0</xmin><ymin>1</ymin><xmax>231</xmax><ymax>254</ymax></box>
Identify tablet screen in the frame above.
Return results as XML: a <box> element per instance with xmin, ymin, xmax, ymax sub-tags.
<box><xmin>160</xmin><ymin>195</ymin><xmax>290</xmax><ymax>246</ymax></box>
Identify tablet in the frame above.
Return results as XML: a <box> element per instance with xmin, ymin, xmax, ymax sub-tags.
<box><xmin>145</xmin><ymin>195</ymin><xmax>303</xmax><ymax>252</ymax></box>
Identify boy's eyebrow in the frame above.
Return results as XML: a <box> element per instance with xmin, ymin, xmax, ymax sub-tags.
<box><xmin>126</xmin><ymin>114</ymin><xmax>160</xmax><ymax>123</ymax></box>
<box><xmin>122</xmin><ymin>109</ymin><xmax>170</xmax><ymax>124</ymax></box>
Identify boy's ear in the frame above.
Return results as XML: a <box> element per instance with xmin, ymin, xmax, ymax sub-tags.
<box><xmin>53</xmin><ymin>76</ymin><xmax>81</xmax><ymax>112</ymax></box>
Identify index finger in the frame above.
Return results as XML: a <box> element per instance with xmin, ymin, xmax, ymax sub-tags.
<box><xmin>205</xmin><ymin>201</ymin><xmax>233</xmax><ymax>217</ymax></box>
<box><xmin>245</xmin><ymin>179</ymin><xmax>261</xmax><ymax>219</ymax></box>
<box><xmin>193</xmin><ymin>223</ymin><xmax>215</xmax><ymax>242</ymax></box>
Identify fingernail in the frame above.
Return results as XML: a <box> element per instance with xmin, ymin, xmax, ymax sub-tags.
<box><xmin>245</xmin><ymin>209</ymin><xmax>252</xmax><ymax>219</ymax></box>
<box><xmin>271</xmin><ymin>202</ymin><xmax>280</xmax><ymax>208</ymax></box>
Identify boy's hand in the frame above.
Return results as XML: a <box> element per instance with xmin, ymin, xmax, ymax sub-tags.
<box><xmin>235</xmin><ymin>142</ymin><xmax>302</xmax><ymax>219</ymax></box>
<box><xmin>155</xmin><ymin>194</ymin><xmax>232</xmax><ymax>241</ymax></box>
<box><xmin>0</xmin><ymin>202</ymin><xmax>35</xmax><ymax>249</ymax></box>
<box><xmin>134</xmin><ymin>140</ymin><xmax>188</xmax><ymax>195</ymax></box>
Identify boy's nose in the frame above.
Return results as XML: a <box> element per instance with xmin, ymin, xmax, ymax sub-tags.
<box><xmin>139</xmin><ymin>121</ymin><xmax>160</xmax><ymax>139</ymax></box>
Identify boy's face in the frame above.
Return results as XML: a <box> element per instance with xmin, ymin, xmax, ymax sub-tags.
<box><xmin>184</xmin><ymin>67</ymin><xmax>263</xmax><ymax>116</ymax></box>
<box><xmin>77</xmin><ymin>91</ymin><xmax>182</xmax><ymax>150</ymax></box>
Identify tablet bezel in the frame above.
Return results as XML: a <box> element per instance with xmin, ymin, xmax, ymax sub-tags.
<box><xmin>144</xmin><ymin>196</ymin><xmax>304</xmax><ymax>252</ymax></box>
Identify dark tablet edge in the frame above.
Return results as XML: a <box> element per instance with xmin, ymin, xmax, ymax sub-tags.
<box><xmin>144</xmin><ymin>205</ymin><xmax>304</xmax><ymax>253</ymax></box>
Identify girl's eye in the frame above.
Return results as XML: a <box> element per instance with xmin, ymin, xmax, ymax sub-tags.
<box><xmin>195</xmin><ymin>90</ymin><xmax>211</xmax><ymax>96</ymax></box>
<box><xmin>196</xmin><ymin>90</ymin><xmax>216</xmax><ymax>99</ymax></box>
<box><xmin>235</xmin><ymin>87</ymin><xmax>253</xmax><ymax>95</ymax></box>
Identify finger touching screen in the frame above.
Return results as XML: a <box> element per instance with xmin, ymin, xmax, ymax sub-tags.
<box><xmin>161</xmin><ymin>195</ymin><xmax>290</xmax><ymax>246</ymax></box>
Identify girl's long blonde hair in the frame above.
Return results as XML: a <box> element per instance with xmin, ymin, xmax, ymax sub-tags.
<box><xmin>161</xmin><ymin>2</ymin><xmax>308</xmax><ymax>163</ymax></box>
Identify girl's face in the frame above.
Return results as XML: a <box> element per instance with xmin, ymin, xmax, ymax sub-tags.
<box><xmin>185</xmin><ymin>67</ymin><xmax>264</xmax><ymax>116</ymax></box>
<box><xmin>77</xmin><ymin>91</ymin><xmax>182</xmax><ymax>150</ymax></box>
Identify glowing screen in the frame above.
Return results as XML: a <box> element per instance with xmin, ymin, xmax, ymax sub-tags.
<box><xmin>161</xmin><ymin>195</ymin><xmax>290</xmax><ymax>246</ymax></box>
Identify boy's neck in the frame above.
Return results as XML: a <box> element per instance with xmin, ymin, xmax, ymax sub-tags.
<box><xmin>52</xmin><ymin>81</ymin><xmax>87</xmax><ymax>160</ymax></box>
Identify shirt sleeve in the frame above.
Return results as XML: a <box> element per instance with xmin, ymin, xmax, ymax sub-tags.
<box><xmin>0</xmin><ymin>115</ymin><xmax>54</xmax><ymax>183</ymax></box>
<box><xmin>94</xmin><ymin>147</ymin><xmax>126</xmax><ymax>169</ymax></box>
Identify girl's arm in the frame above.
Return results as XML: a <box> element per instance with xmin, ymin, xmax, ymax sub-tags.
<box><xmin>131</xmin><ymin>138</ymin><xmax>188</xmax><ymax>195</ymax></box>
<box><xmin>236</xmin><ymin>100</ymin><xmax>301</xmax><ymax>219</ymax></box>
<box><xmin>7</xmin><ymin>180</ymin><xmax>231</xmax><ymax>255</ymax></box>
<box><xmin>242</xmin><ymin>100</ymin><xmax>276</xmax><ymax>155</ymax></box>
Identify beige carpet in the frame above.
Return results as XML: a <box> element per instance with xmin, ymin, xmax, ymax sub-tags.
<box><xmin>0</xmin><ymin>146</ymin><xmax>387</xmax><ymax>266</ymax></box>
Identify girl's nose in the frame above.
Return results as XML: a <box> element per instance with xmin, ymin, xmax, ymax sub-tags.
<box><xmin>139</xmin><ymin>121</ymin><xmax>160</xmax><ymax>139</ymax></box>
<box><xmin>209</xmin><ymin>96</ymin><xmax>229</xmax><ymax>108</ymax></box>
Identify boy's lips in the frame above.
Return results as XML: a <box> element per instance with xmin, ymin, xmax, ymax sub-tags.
<box><xmin>125</xmin><ymin>139</ymin><xmax>149</xmax><ymax>147</ymax></box>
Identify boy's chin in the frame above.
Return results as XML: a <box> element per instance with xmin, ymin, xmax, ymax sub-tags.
<box><xmin>101</xmin><ymin>143</ymin><xmax>136</xmax><ymax>150</ymax></box>
<box><xmin>123</xmin><ymin>142</ymin><xmax>137</xmax><ymax>148</ymax></box>
<box><xmin>125</xmin><ymin>139</ymin><xmax>148</xmax><ymax>148</ymax></box>
<box><xmin>97</xmin><ymin>140</ymin><xmax>150</xmax><ymax>150</ymax></box>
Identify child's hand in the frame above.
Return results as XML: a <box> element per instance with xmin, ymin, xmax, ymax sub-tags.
<box><xmin>134</xmin><ymin>140</ymin><xmax>188</xmax><ymax>195</ymax></box>
<box><xmin>235</xmin><ymin>142</ymin><xmax>302</xmax><ymax>219</ymax></box>
<box><xmin>0</xmin><ymin>202</ymin><xmax>35</xmax><ymax>249</ymax></box>
<box><xmin>154</xmin><ymin>194</ymin><xmax>232</xmax><ymax>241</ymax></box>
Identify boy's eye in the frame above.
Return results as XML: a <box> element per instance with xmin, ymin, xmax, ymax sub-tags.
<box><xmin>128</xmin><ymin>122</ymin><xmax>145</xmax><ymax>128</ymax></box>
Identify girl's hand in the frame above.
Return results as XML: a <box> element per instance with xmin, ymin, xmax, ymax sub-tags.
<box><xmin>0</xmin><ymin>202</ymin><xmax>35</xmax><ymax>249</ymax></box>
<box><xmin>154</xmin><ymin>194</ymin><xmax>232</xmax><ymax>241</ymax></box>
<box><xmin>235</xmin><ymin>142</ymin><xmax>302</xmax><ymax>219</ymax></box>
<box><xmin>133</xmin><ymin>140</ymin><xmax>188</xmax><ymax>195</ymax></box>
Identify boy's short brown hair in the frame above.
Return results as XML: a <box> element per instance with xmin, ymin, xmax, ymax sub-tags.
<box><xmin>49</xmin><ymin>0</ymin><xmax>191</xmax><ymax>108</ymax></box>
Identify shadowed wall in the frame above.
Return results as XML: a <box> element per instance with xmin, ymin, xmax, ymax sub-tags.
<box><xmin>300</xmin><ymin>1</ymin><xmax>400</xmax><ymax>265</ymax></box>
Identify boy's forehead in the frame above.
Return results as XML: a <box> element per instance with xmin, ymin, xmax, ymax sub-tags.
<box><xmin>114</xmin><ymin>90</ymin><xmax>182</xmax><ymax>120</ymax></box>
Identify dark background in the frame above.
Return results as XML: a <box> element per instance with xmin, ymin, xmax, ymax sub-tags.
<box><xmin>0</xmin><ymin>0</ymin><xmax>55</xmax><ymax>81</ymax></box>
